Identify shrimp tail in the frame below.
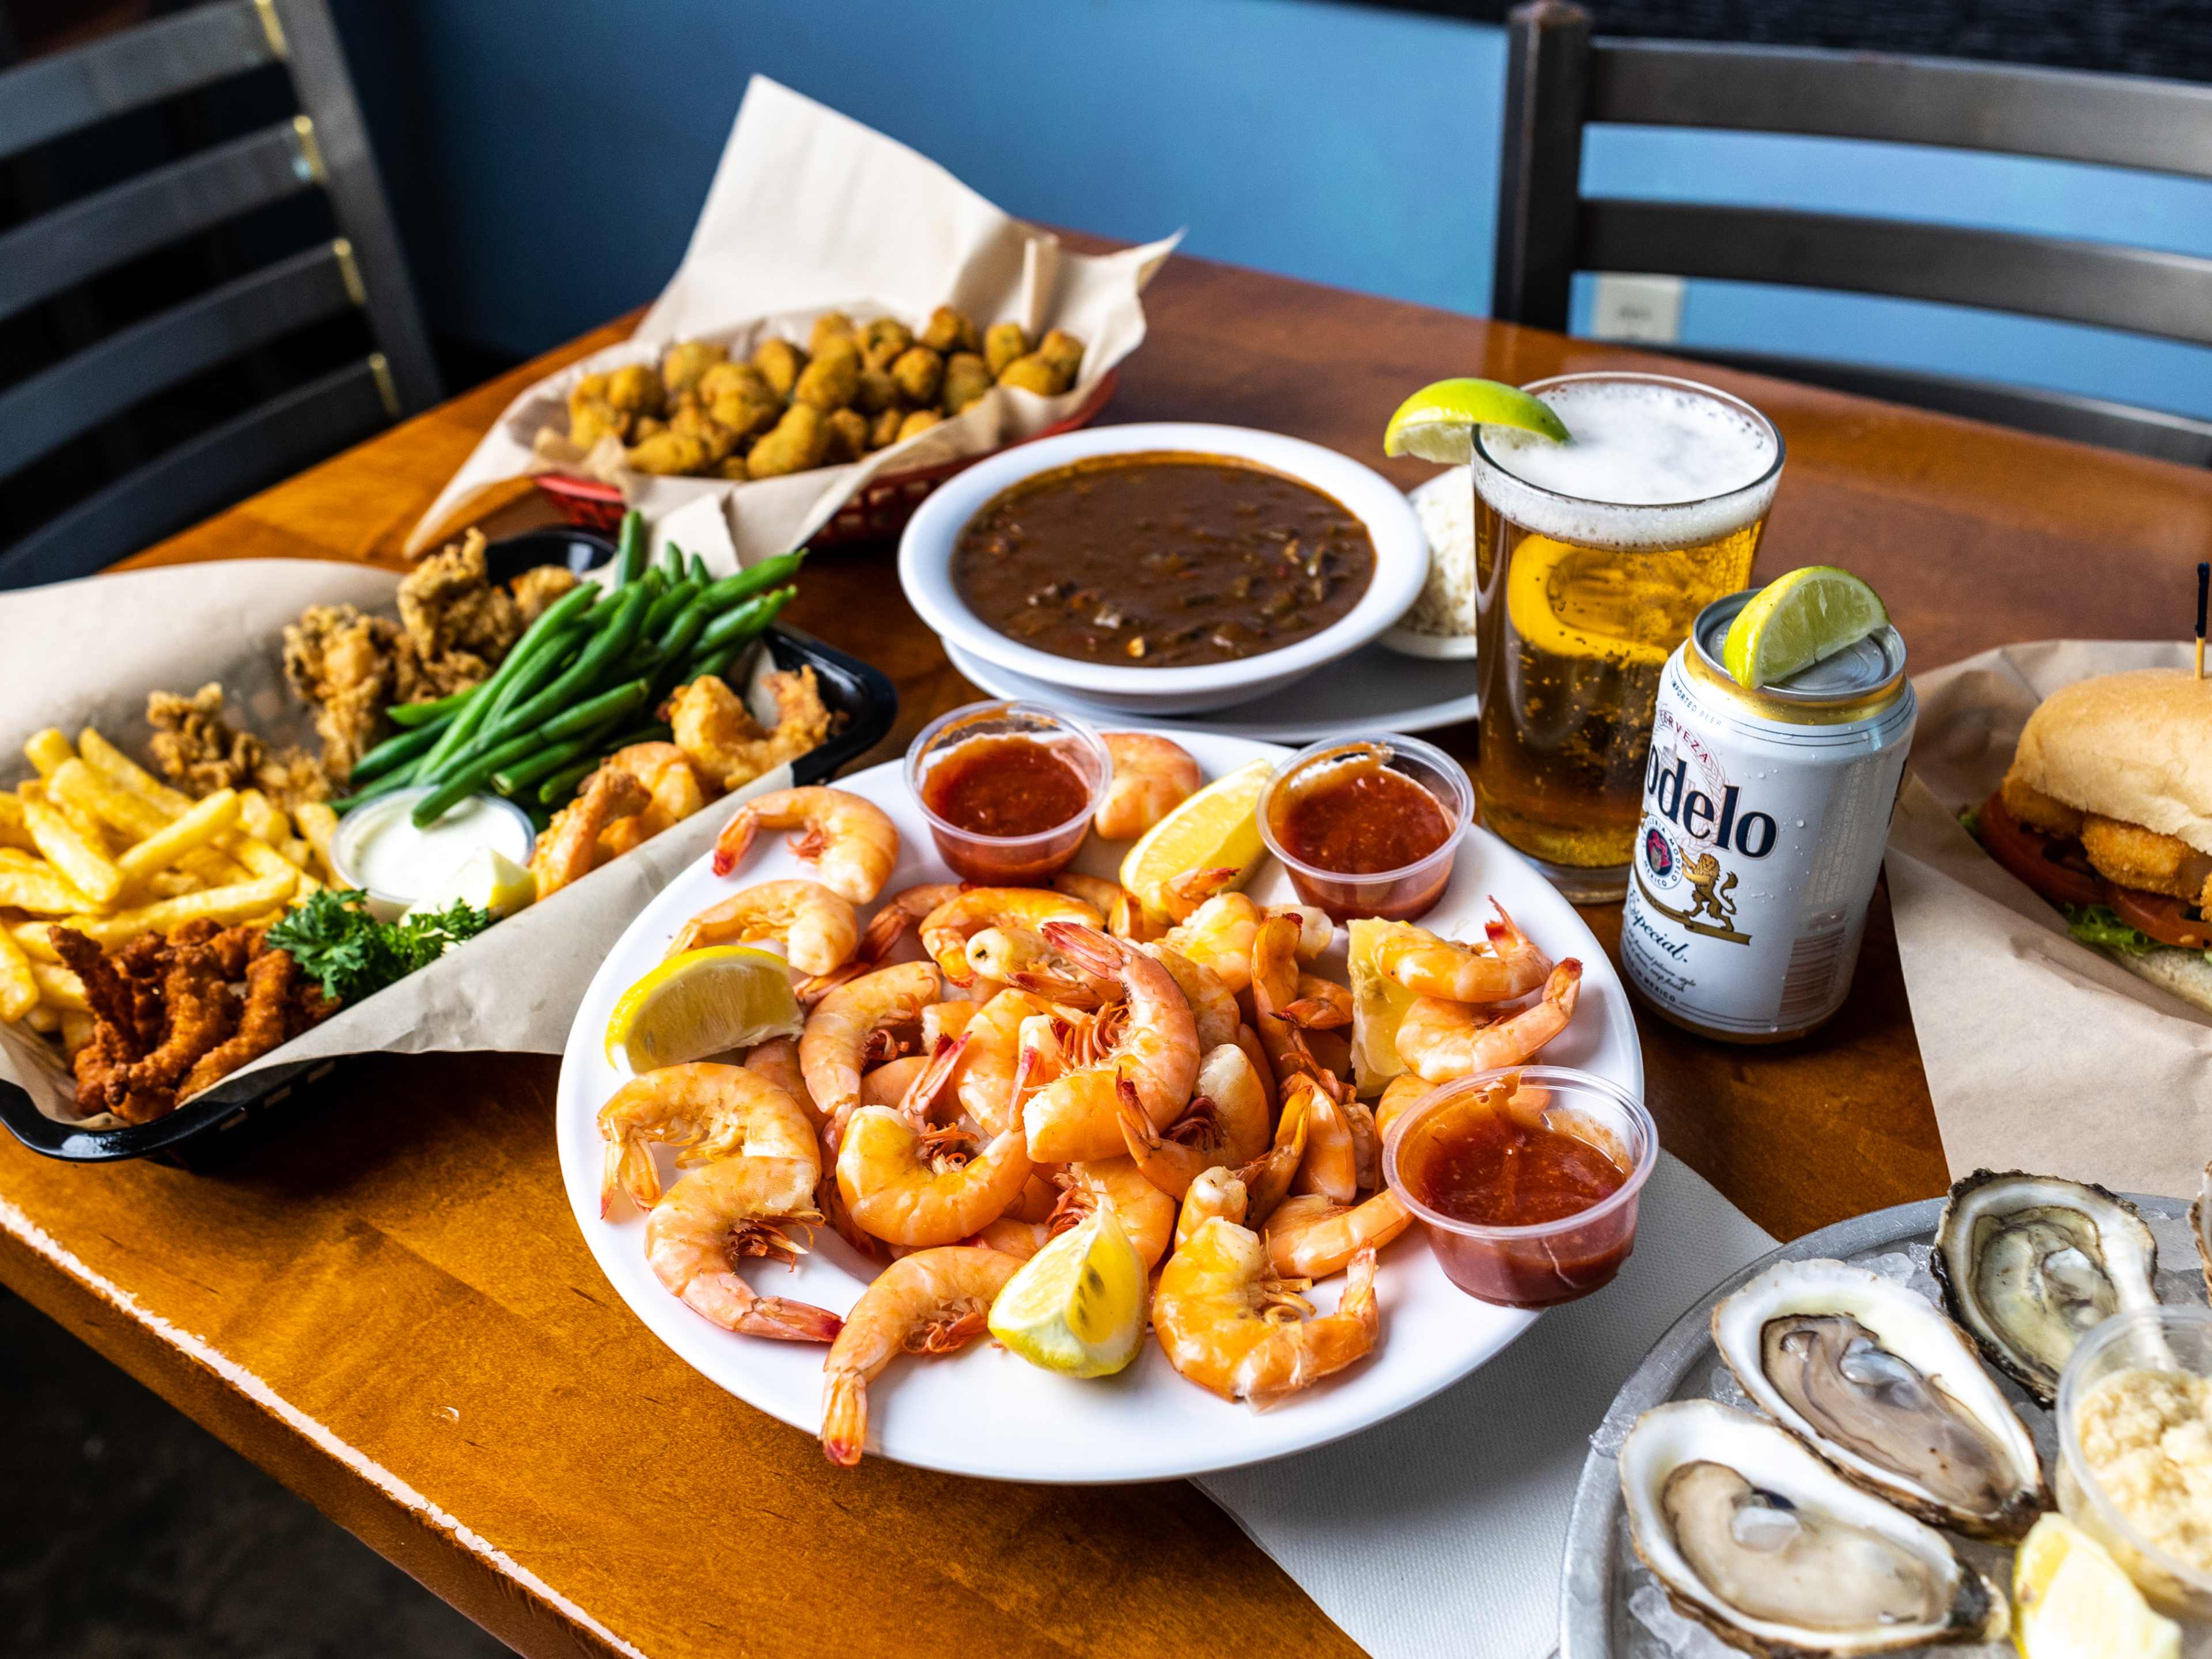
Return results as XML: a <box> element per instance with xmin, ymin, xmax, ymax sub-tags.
<box><xmin>711</xmin><ymin>808</ymin><xmax>759</xmax><ymax>877</ymax></box>
<box><xmin>821</xmin><ymin>1370</ymin><xmax>868</xmax><ymax>1466</ymax></box>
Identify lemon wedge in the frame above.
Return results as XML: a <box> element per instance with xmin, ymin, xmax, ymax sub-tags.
<box><xmin>1383</xmin><ymin>377</ymin><xmax>1571</xmax><ymax>463</ymax></box>
<box><xmin>403</xmin><ymin>846</ymin><xmax>536</xmax><ymax>921</ymax></box>
<box><xmin>2013</xmin><ymin>1514</ymin><xmax>2179</xmax><ymax>1659</ymax></box>
<box><xmin>988</xmin><ymin>1202</ymin><xmax>1147</xmax><ymax>1378</ymax></box>
<box><xmin>1721</xmin><ymin>566</ymin><xmax>1889</xmax><ymax>690</ymax></box>
<box><xmin>1118</xmin><ymin>757</ymin><xmax>1272</xmax><ymax>922</ymax></box>
<box><xmin>604</xmin><ymin>945</ymin><xmax>801</xmax><ymax>1071</ymax></box>
<box><xmin>1348</xmin><ymin>918</ymin><xmax>1422</xmax><ymax>1096</ymax></box>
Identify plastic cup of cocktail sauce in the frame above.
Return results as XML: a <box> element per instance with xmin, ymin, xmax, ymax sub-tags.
<box><xmin>1382</xmin><ymin>1065</ymin><xmax>1657</xmax><ymax>1308</ymax></box>
<box><xmin>905</xmin><ymin>699</ymin><xmax>1110</xmax><ymax>884</ymax></box>
<box><xmin>1255</xmin><ymin>732</ymin><xmax>1471</xmax><ymax>923</ymax></box>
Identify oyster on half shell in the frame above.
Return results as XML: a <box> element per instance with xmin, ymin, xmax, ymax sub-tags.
<box><xmin>1931</xmin><ymin>1169</ymin><xmax>2157</xmax><ymax>1404</ymax></box>
<box><xmin>1711</xmin><ymin>1258</ymin><xmax>2047</xmax><ymax>1539</ymax></box>
<box><xmin>1620</xmin><ymin>1400</ymin><xmax>2009</xmax><ymax>1658</ymax></box>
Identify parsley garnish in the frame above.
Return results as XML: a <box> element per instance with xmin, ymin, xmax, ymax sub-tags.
<box><xmin>267</xmin><ymin>889</ymin><xmax>494</xmax><ymax>1005</ymax></box>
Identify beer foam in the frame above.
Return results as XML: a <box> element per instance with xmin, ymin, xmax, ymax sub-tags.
<box><xmin>1469</xmin><ymin>377</ymin><xmax>1781</xmax><ymax>550</ymax></box>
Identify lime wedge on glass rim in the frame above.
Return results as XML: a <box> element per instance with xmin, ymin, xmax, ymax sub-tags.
<box><xmin>1382</xmin><ymin>377</ymin><xmax>1571</xmax><ymax>462</ymax></box>
<box><xmin>1721</xmin><ymin>566</ymin><xmax>1889</xmax><ymax>690</ymax></box>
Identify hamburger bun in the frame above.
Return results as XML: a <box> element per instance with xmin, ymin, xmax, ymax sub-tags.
<box><xmin>2011</xmin><ymin>668</ymin><xmax>2212</xmax><ymax>856</ymax></box>
<box><xmin>2107</xmin><ymin>942</ymin><xmax>2212</xmax><ymax>1018</ymax></box>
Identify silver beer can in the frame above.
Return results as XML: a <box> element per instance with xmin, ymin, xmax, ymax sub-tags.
<box><xmin>1620</xmin><ymin>588</ymin><xmax>1915</xmax><ymax>1042</ymax></box>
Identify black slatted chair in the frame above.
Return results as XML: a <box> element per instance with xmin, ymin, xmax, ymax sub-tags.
<box><xmin>1493</xmin><ymin>0</ymin><xmax>2212</xmax><ymax>466</ymax></box>
<box><xmin>0</xmin><ymin>0</ymin><xmax>441</xmax><ymax>586</ymax></box>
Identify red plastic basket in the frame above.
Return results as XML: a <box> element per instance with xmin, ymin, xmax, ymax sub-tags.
<box><xmin>533</xmin><ymin>371</ymin><xmax>1119</xmax><ymax>548</ymax></box>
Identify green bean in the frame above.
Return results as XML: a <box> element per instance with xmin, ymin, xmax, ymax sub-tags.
<box><xmin>387</xmin><ymin>690</ymin><xmax>468</xmax><ymax>728</ymax></box>
<box><xmin>327</xmin><ymin>769</ymin><xmax>419</xmax><ymax>814</ymax></box>
<box><xmin>411</xmin><ymin>725</ymin><xmax>557</xmax><ymax>825</ymax></box>
<box><xmin>601</xmin><ymin>721</ymin><xmax>672</xmax><ymax>751</ymax></box>
<box><xmin>688</xmin><ymin>553</ymin><xmax>709</xmax><ymax>582</ymax></box>
<box><xmin>478</xmin><ymin>585</ymin><xmax>650</xmax><ymax>749</ymax></box>
<box><xmin>543</xmin><ymin>679</ymin><xmax>650</xmax><ymax>743</ymax></box>
<box><xmin>488</xmin><ymin>729</ymin><xmax>611</xmax><ymax>796</ymax></box>
<box><xmin>534</xmin><ymin>757</ymin><xmax>601</xmax><ymax>806</ymax></box>
<box><xmin>652</xmin><ymin>592</ymin><xmax>714</xmax><ymax>670</ymax></box>
<box><xmin>662</xmin><ymin>541</ymin><xmax>685</xmax><ymax>580</ymax></box>
<box><xmin>613</xmin><ymin>510</ymin><xmax>647</xmax><ymax>586</ymax></box>
<box><xmin>696</xmin><ymin>586</ymin><xmax>793</xmax><ymax>653</ymax></box>
<box><xmin>642</xmin><ymin>577</ymin><xmax>700</xmax><ymax>637</ymax></box>
<box><xmin>349</xmin><ymin>719</ymin><xmax>446</xmax><ymax>785</ymax></box>
<box><xmin>695</xmin><ymin>552</ymin><xmax>803</xmax><ymax>612</ymax></box>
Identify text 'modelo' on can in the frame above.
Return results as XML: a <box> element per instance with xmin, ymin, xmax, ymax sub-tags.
<box><xmin>1619</xmin><ymin>588</ymin><xmax>1915</xmax><ymax>1043</ymax></box>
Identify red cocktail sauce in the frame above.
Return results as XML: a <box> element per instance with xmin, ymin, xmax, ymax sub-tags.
<box><xmin>918</xmin><ymin>733</ymin><xmax>1093</xmax><ymax>882</ymax></box>
<box><xmin>1266</xmin><ymin>755</ymin><xmax>1455</xmax><ymax>921</ymax></box>
<box><xmin>1397</xmin><ymin>1082</ymin><xmax>1634</xmax><ymax>1307</ymax></box>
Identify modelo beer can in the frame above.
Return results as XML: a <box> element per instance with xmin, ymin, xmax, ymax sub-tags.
<box><xmin>1620</xmin><ymin>588</ymin><xmax>1915</xmax><ymax>1041</ymax></box>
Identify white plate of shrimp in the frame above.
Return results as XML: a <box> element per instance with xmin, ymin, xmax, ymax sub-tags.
<box><xmin>554</xmin><ymin>731</ymin><xmax>1643</xmax><ymax>1483</ymax></box>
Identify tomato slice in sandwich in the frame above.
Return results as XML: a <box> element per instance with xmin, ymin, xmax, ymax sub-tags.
<box><xmin>1976</xmin><ymin>791</ymin><xmax>2108</xmax><ymax>910</ymax></box>
<box><xmin>2108</xmin><ymin>887</ymin><xmax>2212</xmax><ymax>950</ymax></box>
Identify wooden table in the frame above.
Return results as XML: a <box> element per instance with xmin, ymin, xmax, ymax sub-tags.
<box><xmin>5</xmin><ymin>244</ymin><xmax>2211</xmax><ymax>1659</ymax></box>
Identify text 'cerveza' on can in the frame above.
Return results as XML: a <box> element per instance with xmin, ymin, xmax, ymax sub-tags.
<box><xmin>1620</xmin><ymin>588</ymin><xmax>1915</xmax><ymax>1043</ymax></box>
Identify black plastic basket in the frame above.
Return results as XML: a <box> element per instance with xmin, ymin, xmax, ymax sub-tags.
<box><xmin>0</xmin><ymin>550</ymin><xmax>895</xmax><ymax>1166</ymax></box>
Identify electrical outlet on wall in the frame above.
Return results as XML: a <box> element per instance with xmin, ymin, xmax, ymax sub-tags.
<box><xmin>1590</xmin><ymin>274</ymin><xmax>1685</xmax><ymax>343</ymax></box>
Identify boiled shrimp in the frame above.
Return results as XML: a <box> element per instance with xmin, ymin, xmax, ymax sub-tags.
<box><xmin>597</xmin><ymin>1061</ymin><xmax>818</xmax><ymax>1215</ymax></box>
<box><xmin>1020</xmin><ymin>923</ymin><xmax>1199</xmax><ymax>1163</ymax></box>
<box><xmin>1163</xmin><ymin>894</ymin><xmax>1330</xmax><ymax>992</ymax></box>
<box><xmin>596</xmin><ymin>741</ymin><xmax>709</xmax><ymax>858</ymax></box>
<box><xmin>1374</xmin><ymin>1071</ymin><xmax>1434</xmax><ymax>1137</ymax></box>
<box><xmin>799</xmin><ymin>960</ymin><xmax>939</xmax><ymax>1127</ymax></box>
<box><xmin>859</xmin><ymin>1055</ymin><xmax>927</xmax><ymax>1110</ymax></box>
<box><xmin>1050</xmin><ymin>872</ymin><xmax>1157</xmax><ymax>941</ymax></box>
<box><xmin>1152</xmin><ymin>1222</ymin><xmax>1379</xmax><ymax>1404</ymax></box>
<box><xmin>1393</xmin><ymin>959</ymin><xmax>1582</xmax><ymax>1079</ymax></box>
<box><xmin>671</xmin><ymin>878</ymin><xmax>858</xmax><ymax>976</ymax></box>
<box><xmin>1095</xmin><ymin>733</ymin><xmax>1205</xmax><ymax>839</ymax></box>
<box><xmin>1374</xmin><ymin>903</ymin><xmax>1551</xmax><ymax>1004</ymax></box>
<box><xmin>948</xmin><ymin>987</ymin><xmax>1046</xmax><ymax>1135</ymax></box>
<box><xmin>531</xmin><ymin>767</ymin><xmax>647</xmax><ymax>898</ymax></box>
<box><xmin>1263</xmin><ymin>1191</ymin><xmax>1412</xmax><ymax>1279</ymax></box>
<box><xmin>920</xmin><ymin>999</ymin><xmax>978</xmax><ymax>1047</ymax></box>
<box><xmin>918</xmin><ymin>887</ymin><xmax>1097</xmax><ymax>986</ymax></box>
<box><xmin>713</xmin><ymin>786</ymin><xmax>899</xmax><ymax>904</ymax></box>
<box><xmin>975</xmin><ymin>925</ymin><xmax>1116</xmax><ymax>1002</ymax></box>
<box><xmin>644</xmin><ymin>1156</ymin><xmax>841</xmax><ymax>1342</ymax></box>
<box><xmin>1052</xmin><ymin>1156</ymin><xmax>1176</xmax><ymax>1271</ymax></box>
<box><xmin>1116</xmin><ymin>1043</ymin><xmax>1271</xmax><ymax>1198</ymax></box>
<box><xmin>1290</xmin><ymin>1085</ymin><xmax>1358</xmax><ymax>1203</ymax></box>
<box><xmin>1141</xmin><ymin>944</ymin><xmax>1240</xmax><ymax>1050</ymax></box>
<box><xmin>1175</xmin><ymin>1165</ymin><xmax>1248</xmax><ymax>1252</ymax></box>
<box><xmin>859</xmin><ymin>882</ymin><xmax>965</xmax><ymax>962</ymax></box>
<box><xmin>819</xmin><ymin>1247</ymin><xmax>1021</xmax><ymax>1466</ymax></box>
<box><xmin>970</xmin><ymin>1216</ymin><xmax>1051</xmax><ymax>1260</ymax></box>
<box><xmin>1237</xmin><ymin>1080</ymin><xmax>1311</xmax><ymax>1227</ymax></box>
<box><xmin>836</xmin><ymin>1104</ymin><xmax>1032</xmax><ymax>1247</ymax></box>
<box><xmin>743</xmin><ymin>1036</ymin><xmax>827</xmax><ymax>1133</ymax></box>
<box><xmin>1250</xmin><ymin>914</ymin><xmax>1346</xmax><ymax>1100</ymax></box>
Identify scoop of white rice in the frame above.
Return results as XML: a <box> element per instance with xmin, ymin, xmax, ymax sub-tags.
<box><xmin>1400</xmin><ymin>465</ymin><xmax>1476</xmax><ymax>639</ymax></box>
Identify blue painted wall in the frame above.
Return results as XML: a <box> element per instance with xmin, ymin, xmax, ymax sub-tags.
<box><xmin>336</xmin><ymin>0</ymin><xmax>2212</xmax><ymax>420</ymax></box>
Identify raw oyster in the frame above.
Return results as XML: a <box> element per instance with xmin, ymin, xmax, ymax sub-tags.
<box><xmin>1931</xmin><ymin>1169</ymin><xmax>2157</xmax><ymax>1404</ymax></box>
<box><xmin>1711</xmin><ymin>1257</ymin><xmax>2047</xmax><ymax>1539</ymax></box>
<box><xmin>1620</xmin><ymin>1399</ymin><xmax>2009</xmax><ymax>1657</ymax></box>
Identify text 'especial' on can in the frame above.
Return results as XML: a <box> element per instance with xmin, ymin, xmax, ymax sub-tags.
<box><xmin>1620</xmin><ymin>588</ymin><xmax>1915</xmax><ymax>1043</ymax></box>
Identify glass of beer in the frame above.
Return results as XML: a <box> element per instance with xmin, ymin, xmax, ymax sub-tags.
<box><xmin>1470</xmin><ymin>373</ymin><xmax>1783</xmax><ymax>902</ymax></box>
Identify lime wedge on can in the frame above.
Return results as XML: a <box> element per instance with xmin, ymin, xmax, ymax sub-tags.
<box><xmin>1721</xmin><ymin>566</ymin><xmax>1889</xmax><ymax>690</ymax></box>
<box><xmin>1383</xmin><ymin>377</ymin><xmax>1571</xmax><ymax>463</ymax></box>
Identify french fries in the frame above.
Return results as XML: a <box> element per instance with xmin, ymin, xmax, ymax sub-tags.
<box><xmin>3</xmin><ymin>724</ymin><xmax>330</xmax><ymax>1046</ymax></box>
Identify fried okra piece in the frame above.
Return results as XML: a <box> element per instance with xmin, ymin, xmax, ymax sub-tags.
<box><xmin>744</xmin><ymin>403</ymin><xmax>830</xmax><ymax>477</ymax></box>
<box><xmin>808</xmin><ymin>311</ymin><xmax>857</xmax><ymax>355</ymax></box>
<box><xmin>1037</xmin><ymin>328</ymin><xmax>1085</xmax><ymax>381</ymax></box>
<box><xmin>854</xmin><ymin>368</ymin><xmax>900</xmax><ymax>415</ymax></box>
<box><xmin>668</xmin><ymin>403</ymin><xmax>741</xmax><ymax>463</ymax></box>
<box><xmin>569</xmin><ymin>398</ymin><xmax>628</xmax><ymax>447</ymax></box>
<box><xmin>824</xmin><ymin>407</ymin><xmax>870</xmax><ymax>463</ymax></box>
<box><xmin>895</xmin><ymin>408</ymin><xmax>944</xmax><ymax>442</ymax></box>
<box><xmin>753</xmin><ymin>338</ymin><xmax>806</xmax><ymax>399</ymax></box>
<box><xmin>941</xmin><ymin>351</ymin><xmax>993</xmax><ymax>414</ymax></box>
<box><xmin>890</xmin><ymin>345</ymin><xmax>944</xmax><ymax>406</ymax></box>
<box><xmin>869</xmin><ymin>406</ymin><xmax>906</xmax><ymax>449</ymax></box>
<box><xmin>859</xmin><ymin>317</ymin><xmax>912</xmax><ymax>370</ymax></box>
<box><xmin>605</xmin><ymin>363</ymin><xmax>664</xmax><ymax>416</ymax></box>
<box><xmin>626</xmin><ymin>429</ymin><xmax>713</xmax><ymax>475</ymax></box>
<box><xmin>983</xmin><ymin>321</ymin><xmax>1031</xmax><ymax>377</ymax></box>
<box><xmin>919</xmin><ymin>305</ymin><xmax>980</xmax><ymax>355</ymax></box>
<box><xmin>793</xmin><ymin>346</ymin><xmax>861</xmax><ymax>411</ymax></box>
<box><xmin>661</xmin><ymin>339</ymin><xmax>727</xmax><ymax>400</ymax></box>
<box><xmin>709</xmin><ymin>388</ymin><xmax>783</xmax><ymax>441</ymax></box>
<box><xmin>997</xmin><ymin>352</ymin><xmax>1070</xmax><ymax>396</ymax></box>
<box><xmin>698</xmin><ymin>362</ymin><xmax>773</xmax><ymax>404</ymax></box>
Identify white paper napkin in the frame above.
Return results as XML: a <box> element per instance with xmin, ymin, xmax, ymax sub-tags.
<box><xmin>1198</xmin><ymin>1151</ymin><xmax>1775</xmax><ymax>1659</ymax></box>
